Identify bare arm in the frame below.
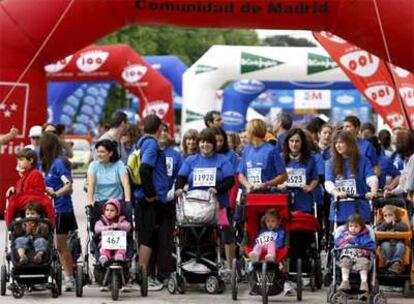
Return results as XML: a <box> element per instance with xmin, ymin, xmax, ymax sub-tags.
<box><xmin>87</xmin><ymin>173</ymin><xmax>96</xmax><ymax>205</ymax></box>
<box><xmin>120</xmin><ymin>172</ymin><xmax>131</xmax><ymax>202</ymax></box>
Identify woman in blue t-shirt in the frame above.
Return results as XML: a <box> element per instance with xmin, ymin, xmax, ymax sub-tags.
<box><xmin>278</xmin><ymin>128</ymin><xmax>319</xmax><ymax>213</ymax></box>
<box><xmin>325</xmin><ymin>131</ymin><xmax>378</xmax><ymax>224</ymax></box>
<box><xmin>87</xmin><ymin>139</ymin><xmax>131</xmax><ymax>224</ymax></box>
<box><xmin>40</xmin><ymin>132</ymin><xmax>76</xmax><ymax>291</ymax></box>
<box><xmin>238</xmin><ymin>119</ymin><xmax>287</xmax><ymax>193</ymax></box>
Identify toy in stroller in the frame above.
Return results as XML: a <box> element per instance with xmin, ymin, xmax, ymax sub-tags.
<box><xmin>327</xmin><ymin>197</ymin><xmax>387</xmax><ymax>304</ymax></box>
<box><xmin>1</xmin><ymin>216</ymin><xmax>62</xmax><ymax>298</ymax></box>
<box><xmin>167</xmin><ymin>189</ymin><xmax>224</xmax><ymax>294</ymax></box>
<box><xmin>75</xmin><ymin>202</ymin><xmax>147</xmax><ymax>301</ymax></box>
<box><xmin>231</xmin><ymin>192</ymin><xmax>302</xmax><ymax>304</ymax></box>
<box><xmin>373</xmin><ymin>197</ymin><xmax>413</xmax><ymax>297</ymax></box>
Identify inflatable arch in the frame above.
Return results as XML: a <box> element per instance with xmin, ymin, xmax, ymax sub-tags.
<box><xmin>222</xmin><ymin>79</ymin><xmax>356</xmax><ymax>132</ymax></box>
<box><xmin>46</xmin><ymin>44</ymin><xmax>174</xmax><ymax>133</ymax></box>
<box><xmin>182</xmin><ymin>45</ymin><xmax>349</xmax><ymax>132</ymax></box>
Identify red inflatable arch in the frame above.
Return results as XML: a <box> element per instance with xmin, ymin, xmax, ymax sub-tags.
<box><xmin>0</xmin><ymin>0</ymin><xmax>413</xmax><ymax>213</ymax></box>
<box><xmin>46</xmin><ymin>44</ymin><xmax>174</xmax><ymax>132</ymax></box>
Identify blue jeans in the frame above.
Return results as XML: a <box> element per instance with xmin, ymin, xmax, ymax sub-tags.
<box><xmin>380</xmin><ymin>241</ymin><xmax>405</xmax><ymax>264</ymax></box>
<box><xmin>15</xmin><ymin>237</ymin><xmax>48</xmax><ymax>253</ymax></box>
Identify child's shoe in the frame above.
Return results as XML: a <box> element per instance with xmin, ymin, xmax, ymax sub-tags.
<box><xmin>19</xmin><ymin>254</ymin><xmax>28</xmax><ymax>264</ymax></box>
<box><xmin>33</xmin><ymin>251</ymin><xmax>44</xmax><ymax>264</ymax></box>
<box><xmin>339</xmin><ymin>280</ymin><xmax>351</xmax><ymax>291</ymax></box>
<box><xmin>389</xmin><ymin>262</ymin><xmax>401</xmax><ymax>274</ymax></box>
<box><xmin>99</xmin><ymin>255</ymin><xmax>109</xmax><ymax>266</ymax></box>
<box><xmin>264</xmin><ymin>254</ymin><xmax>275</xmax><ymax>262</ymax></box>
<box><xmin>114</xmin><ymin>254</ymin><xmax>124</xmax><ymax>261</ymax></box>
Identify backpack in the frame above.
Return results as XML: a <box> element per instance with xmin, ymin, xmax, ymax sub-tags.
<box><xmin>127</xmin><ymin>136</ymin><xmax>151</xmax><ymax>186</ymax></box>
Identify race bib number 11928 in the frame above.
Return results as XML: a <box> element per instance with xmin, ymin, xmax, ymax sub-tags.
<box><xmin>193</xmin><ymin>168</ymin><xmax>216</xmax><ymax>187</ymax></box>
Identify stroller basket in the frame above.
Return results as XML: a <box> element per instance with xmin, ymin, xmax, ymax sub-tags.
<box><xmin>176</xmin><ymin>190</ymin><xmax>219</xmax><ymax>226</ymax></box>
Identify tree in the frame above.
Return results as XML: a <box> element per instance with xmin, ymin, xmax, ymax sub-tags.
<box><xmin>263</xmin><ymin>35</ymin><xmax>316</xmax><ymax>47</ymax></box>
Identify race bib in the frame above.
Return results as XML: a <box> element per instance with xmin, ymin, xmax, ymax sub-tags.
<box><xmin>286</xmin><ymin>168</ymin><xmax>306</xmax><ymax>188</ymax></box>
<box><xmin>101</xmin><ymin>230</ymin><xmax>127</xmax><ymax>250</ymax></box>
<box><xmin>335</xmin><ymin>179</ymin><xmax>357</xmax><ymax>199</ymax></box>
<box><xmin>256</xmin><ymin>231</ymin><xmax>277</xmax><ymax>245</ymax></box>
<box><xmin>247</xmin><ymin>168</ymin><xmax>262</xmax><ymax>185</ymax></box>
<box><xmin>166</xmin><ymin>157</ymin><xmax>173</xmax><ymax>177</ymax></box>
<box><xmin>193</xmin><ymin>168</ymin><xmax>216</xmax><ymax>187</ymax></box>
<box><xmin>341</xmin><ymin>248</ymin><xmax>361</xmax><ymax>262</ymax></box>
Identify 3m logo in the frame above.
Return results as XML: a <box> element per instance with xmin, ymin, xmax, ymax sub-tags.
<box><xmin>76</xmin><ymin>50</ymin><xmax>109</xmax><ymax>73</ymax></box>
<box><xmin>122</xmin><ymin>64</ymin><xmax>147</xmax><ymax>83</ymax></box>
<box><xmin>399</xmin><ymin>86</ymin><xmax>414</xmax><ymax>106</ymax></box>
<box><xmin>194</xmin><ymin>64</ymin><xmax>218</xmax><ymax>74</ymax></box>
<box><xmin>45</xmin><ymin>55</ymin><xmax>73</xmax><ymax>73</ymax></box>
<box><xmin>240</xmin><ymin>52</ymin><xmax>283</xmax><ymax>74</ymax></box>
<box><xmin>307</xmin><ymin>53</ymin><xmax>337</xmax><ymax>75</ymax></box>
<box><xmin>340</xmin><ymin>51</ymin><xmax>380</xmax><ymax>77</ymax></box>
<box><xmin>319</xmin><ymin>31</ymin><xmax>346</xmax><ymax>44</ymax></box>
<box><xmin>185</xmin><ymin>109</ymin><xmax>203</xmax><ymax>123</ymax></box>
<box><xmin>365</xmin><ymin>85</ymin><xmax>394</xmax><ymax>106</ymax></box>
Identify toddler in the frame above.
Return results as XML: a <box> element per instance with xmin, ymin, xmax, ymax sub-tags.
<box><xmin>94</xmin><ymin>198</ymin><xmax>131</xmax><ymax>265</ymax></box>
<box><xmin>335</xmin><ymin>214</ymin><xmax>375</xmax><ymax>292</ymax></box>
<box><xmin>376</xmin><ymin>204</ymin><xmax>409</xmax><ymax>274</ymax></box>
<box><xmin>14</xmin><ymin>202</ymin><xmax>50</xmax><ymax>264</ymax></box>
<box><xmin>249</xmin><ymin>208</ymin><xmax>285</xmax><ymax>262</ymax></box>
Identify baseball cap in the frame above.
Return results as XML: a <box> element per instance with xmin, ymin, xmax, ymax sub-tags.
<box><xmin>29</xmin><ymin>125</ymin><xmax>42</xmax><ymax>137</ymax></box>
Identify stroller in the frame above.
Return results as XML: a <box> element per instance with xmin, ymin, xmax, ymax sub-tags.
<box><xmin>167</xmin><ymin>190</ymin><xmax>224</xmax><ymax>294</ymax></box>
<box><xmin>1</xmin><ymin>197</ymin><xmax>62</xmax><ymax>299</ymax></box>
<box><xmin>231</xmin><ymin>192</ymin><xmax>302</xmax><ymax>303</ymax></box>
<box><xmin>75</xmin><ymin>203</ymin><xmax>147</xmax><ymax>301</ymax></box>
<box><xmin>373</xmin><ymin>197</ymin><xmax>413</xmax><ymax>297</ymax></box>
<box><xmin>327</xmin><ymin>197</ymin><xmax>387</xmax><ymax>304</ymax></box>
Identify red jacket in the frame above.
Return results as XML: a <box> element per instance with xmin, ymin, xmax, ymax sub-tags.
<box><xmin>5</xmin><ymin>168</ymin><xmax>55</xmax><ymax>227</ymax></box>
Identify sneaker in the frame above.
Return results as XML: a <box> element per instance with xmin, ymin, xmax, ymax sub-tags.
<box><xmin>389</xmin><ymin>262</ymin><xmax>401</xmax><ymax>274</ymax></box>
<box><xmin>99</xmin><ymin>255</ymin><xmax>109</xmax><ymax>266</ymax></box>
<box><xmin>283</xmin><ymin>281</ymin><xmax>296</xmax><ymax>296</ymax></box>
<box><xmin>264</xmin><ymin>254</ymin><xmax>274</xmax><ymax>262</ymax></box>
<box><xmin>99</xmin><ymin>286</ymin><xmax>109</xmax><ymax>292</ymax></box>
<box><xmin>19</xmin><ymin>254</ymin><xmax>28</xmax><ymax>264</ymax></box>
<box><xmin>360</xmin><ymin>281</ymin><xmax>369</xmax><ymax>292</ymax></box>
<box><xmin>148</xmin><ymin>276</ymin><xmax>164</xmax><ymax>291</ymax></box>
<box><xmin>249</xmin><ymin>252</ymin><xmax>259</xmax><ymax>262</ymax></box>
<box><xmin>33</xmin><ymin>252</ymin><xmax>44</xmax><ymax>264</ymax></box>
<box><xmin>302</xmin><ymin>277</ymin><xmax>310</xmax><ymax>287</ymax></box>
<box><xmin>339</xmin><ymin>280</ymin><xmax>351</xmax><ymax>291</ymax></box>
<box><xmin>114</xmin><ymin>254</ymin><xmax>124</xmax><ymax>262</ymax></box>
<box><xmin>64</xmin><ymin>277</ymin><xmax>75</xmax><ymax>292</ymax></box>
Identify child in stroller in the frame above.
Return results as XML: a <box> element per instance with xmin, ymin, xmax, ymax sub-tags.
<box><xmin>14</xmin><ymin>202</ymin><xmax>51</xmax><ymax>265</ymax></box>
<box><xmin>334</xmin><ymin>214</ymin><xmax>375</xmax><ymax>293</ymax></box>
<box><xmin>376</xmin><ymin>204</ymin><xmax>409</xmax><ymax>274</ymax></box>
<box><xmin>94</xmin><ymin>199</ymin><xmax>131</xmax><ymax>265</ymax></box>
<box><xmin>248</xmin><ymin>208</ymin><xmax>285</xmax><ymax>262</ymax></box>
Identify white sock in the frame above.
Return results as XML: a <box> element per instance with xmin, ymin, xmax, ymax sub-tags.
<box><xmin>360</xmin><ymin>270</ymin><xmax>368</xmax><ymax>283</ymax></box>
<box><xmin>341</xmin><ymin>268</ymin><xmax>350</xmax><ymax>281</ymax></box>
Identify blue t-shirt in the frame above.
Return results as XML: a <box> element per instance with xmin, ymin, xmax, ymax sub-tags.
<box><xmin>284</xmin><ymin>157</ymin><xmax>318</xmax><ymax>213</ymax></box>
<box><xmin>237</xmin><ymin>142</ymin><xmax>286</xmax><ymax>189</ymax></box>
<box><xmin>325</xmin><ymin>156</ymin><xmax>375</xmax><ymax>223</ymax></box>
<box><xmin>134</xmin><ymin>135</ymin><xmax>169</xmax><ymax>203</ymax></box>
<box><xmin>164</xmin><ymin>146</ymin><xmax>184</xmax><ymax>190</ymax></box>
<box><xmin>178</xmin><ymin>153</ymin><xmax>234</xmax><ymax>208</ymax></box>
<box><xmin>224</xmin><ymin>149</ymin><xmax>239</xmax><ymax>171</ymax></box>
<box><xmin>378</xmin><ymin>154</ymin><xmax>400</xmax><ymax>189</ymax></box>
<box><xmin>321</xmin><ymin>147</ymin><xmax>332</xmax><ymax>161</ymax></box>
<box><xmin>276</xmin><ymin>132</ymin><xmax>287</xmax><ymax>153</ymax></box>
<box><xmin>44</xmin><ymin>158</ymin><xmax>73</xmax><ymax>213</ymax></box>
<box><xmin>312</xmin><ymin>152</ymin><xmax>325</xmax><ymax>205</ymax></box>
<box><xmin>87</xmin><ymin>160</ymin><xmax>126</xmax><ymax>202</ymax></box>
<box><xmin>357</xmin><ymin>138</ymin><xmax>379</xmax><ymax>167</ymax></box>
<box><xmin>390</xmin><ymin>152</ymin><xmax>404</xmax><ymax>172</ymax></box>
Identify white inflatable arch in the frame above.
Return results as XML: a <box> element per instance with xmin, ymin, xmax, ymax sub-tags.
<box><xmin>182</xmin><ymin>45</ymin><xmax>350</xmax><ymax>132</ymax></box>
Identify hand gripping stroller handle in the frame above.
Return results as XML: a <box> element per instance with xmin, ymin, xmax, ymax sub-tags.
<box><xmin>85</xmin><ymin>204</ymin><xmax>93</xmax><ymax>216</ymax></box>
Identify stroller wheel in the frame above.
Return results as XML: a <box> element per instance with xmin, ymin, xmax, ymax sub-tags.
<box><xmin>261</xmin><ymin>262</ymin><xmax>268</xmax><ymax>304</ymax></box>
<box><xmin>1</xmin><ymin>265</ymin><xmax>7</xmax><ymax>296</ymax></box>
<box><xmin>56</xmin><ymin>262</ymin><xmax>62</xmax><ymax>295</ymax></box>
<box><xmin>296</xmin><ymin>258</ymin><xmax>302</xmax><ymax>301</ymax></box>
<box><xmin>167</xmin><ymin>274</ymin><xmax>177</xmax><ymax>294</ymax></box>
<box><xmin>324</xmin><ymin>271</ymin><xmax>333</xmax><ymax>287</ymax></box>
<box><xmin>231</xmin><ymin>259</ymin><xmax>238</xmax><ymax>301</ymax></box>
<box><xmin>327</xmin><ymin>284</ymin><xmax>335</xmax><ymax>303</ymax></box>
<box><xmin>205</xmin><ymin>276</ymin><xmax>219</xmax><ymax>294</ymax></box>
<box><xmin>330</xmin><ymin>291</ymin><xmax>347</xmax><ymax>304</ymax></box>
<box><xmin>75</xmin><ymin>264</ymin><xmax>83</xmax><ymax>297</ymax></box>
<box><xmin>51</xmin><ymin>286</ymin><xmax>59</xmax><ymax>298</ymax></box>
<box><xmin>217</xmin><ymin>279</ymin><xmax>225</xmax><ymax>294</ymax></box>
<box><xmin>111</xmin><ymin>271</ymin><xmax>120</xmax><ymax>301</ymax></box>
<box><xmin>12</xmin><ymin>285</ymin><xmax>24</xmax><ymax>299</ymax></box>
<box><xmin>372</xmin><ymin>291</ymin><xmax>387</xmax><ymax>304</ymax></box>
<box><xmin>176</xmin><ymin>274</ymin><xmax>185</xmax><ymax>294</ymax></box>
<box><xmin>403</xmin><ymin>280</ymin><xmax>411</xmax><ymax>298</ymax></box>
<box><xmin>310</xmin><ymin>277</ymin><xmax>316</xmax><ymax>292</ymax></box>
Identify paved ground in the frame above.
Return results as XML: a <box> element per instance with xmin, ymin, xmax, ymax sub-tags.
<box><xmin>0</xmin><ymin>177</ymin><xmax>412</xmax><ymax>303</ymax></box>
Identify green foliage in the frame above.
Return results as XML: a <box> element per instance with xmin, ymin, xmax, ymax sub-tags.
<box><xmin>263</xmin><ymin>35</ymin><xmax>316</xmax><ymax>47</ymax></box>
<box><xmin>97</xmin><ymin>25</ymin><xmax>261</xmax><ymax>65</ymax></box>
<box><xmin>101</xmin><ymin>84</ymin><xmax>127</xmax><ymax>124</ymax></box>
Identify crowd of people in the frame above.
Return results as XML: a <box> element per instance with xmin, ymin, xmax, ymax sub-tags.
<box><xmin>2</xmin><ymin>109</ymin><xmax>414</xmax><ymax>295</ymax></box>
